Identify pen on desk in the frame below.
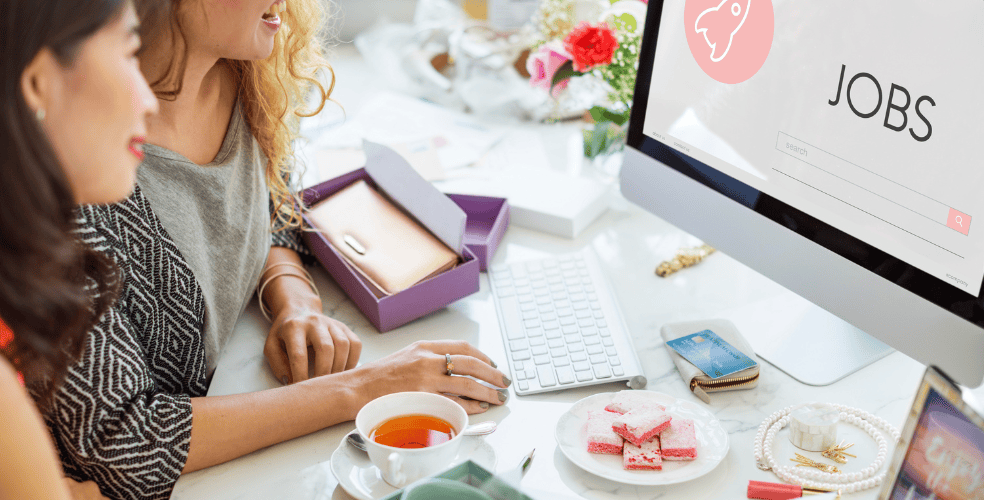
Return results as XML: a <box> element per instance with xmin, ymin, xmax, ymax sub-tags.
<box><xmin>498</xmin><ymin>448</ymin><xmax>536</xmax><ymax>490</ymax></box>
<box><xmin>747</xmin><ymin>480</ymin><xmax>837</xmax><ymax>500</ymax></box>
<box><xmin>518</xmin><ymin>448</ymin><xmax>535</xmax><ymax>476</ymax></box>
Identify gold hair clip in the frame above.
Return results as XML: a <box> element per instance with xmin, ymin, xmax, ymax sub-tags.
<box><xmin>791</xmin><ymin>453</ymin><xmax>841</xmax><ymax>474</ymax></box>
<box><xmin>655</xmin><ymin>244</ymin><xmax>716</xmax><ymax>277</ymax></box>
<box><xmin>821</xmin><ymin>441</ymin><xmax>857</xmax><ymax>464</ymax></box>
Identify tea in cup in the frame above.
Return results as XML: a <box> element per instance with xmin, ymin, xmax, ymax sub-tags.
<box><xmin>370</xmin><ymin>414</ymin><xmax>456</xmax><ymax>448</ymax></box>
<box><xmin>355</xmin><ymin>392</ymin><xmax>468</xmax><ymax>487</ymax></box>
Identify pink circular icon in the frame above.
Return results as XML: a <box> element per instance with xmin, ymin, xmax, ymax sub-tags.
<box><xmin>684</xmin><ymin>0</ymin><xmax>774</xmax><ymax>84</ymax></box>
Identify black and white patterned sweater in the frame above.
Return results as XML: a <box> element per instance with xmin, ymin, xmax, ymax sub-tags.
<box><xmin>36</xmin><ymin>186</ymin><xmax>306</xmax><ymax>500</ymax></box>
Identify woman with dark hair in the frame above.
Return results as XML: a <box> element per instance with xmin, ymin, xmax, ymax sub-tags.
<box><xmin>35</xmin><ymin>1</ymin><xmax>511</xmax><ymax>499</ymax></box>
<box><xmin>0</xmin><ymin>0</ymin><xmax>158</xmax><ymax>498</ymax></box>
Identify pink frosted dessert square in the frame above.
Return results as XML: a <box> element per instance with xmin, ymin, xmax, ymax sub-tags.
<box><xmin>604</xmin><ymin>391</ymin><xmax>666</xmax><ymax>415</ymax></box>
<box><xmin>623</xmin><ymin>437</ymin><xmax>663</xmax><ymax>471</ymax></box>
<box><xmin>660</xmin><ymin>418</ymin><xmax>697</xmax><ymax>460</ymax></box>
<box><xmin>612</xmin><ymin>408</ymin><xmax>672</xmax><ymax>447</ymax></box>
<box><xmin>586</xmin><ymin>410</ymin><xmax>623</xmax><ymax>455</ymax></box>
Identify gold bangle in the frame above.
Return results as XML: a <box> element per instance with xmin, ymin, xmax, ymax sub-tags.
<box><xmin>261</xmin><ymin>261</ymin><xmax>309</xmax><ymax>278</ymax></box>
<box><xmin>257</xmin><ymin>270</ymin><xmax>320</xmax><ymax>322</ymax></box>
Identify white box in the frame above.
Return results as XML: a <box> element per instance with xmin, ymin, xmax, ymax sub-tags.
<box><xmin>435</xmin><ymin>168</ymin><xmax>610</xmax><ymax>239</ymax></box>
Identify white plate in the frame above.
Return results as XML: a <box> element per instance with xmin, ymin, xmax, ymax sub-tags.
<box><xmin>555</xmin><ymin>392</ymin><xmax>729</xmax><ymax>486</ymax></box>
<box><xmin>330</xmin><ymin>435</ymin><xmax>498</xmax><ymax>500</ymax></box>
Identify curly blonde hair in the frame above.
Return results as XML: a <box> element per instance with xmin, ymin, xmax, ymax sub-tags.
<box><xmin>136</xmin><ymin>0</ymin><xmax>334</xmax><ymax>230</ymax></box>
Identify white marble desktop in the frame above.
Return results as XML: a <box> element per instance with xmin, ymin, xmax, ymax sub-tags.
<box><xmin>170</xmin><ymin>45</ymin><xmax>984</xmax><ymax>500</ymax></box>
<box><xmin>170</xmin><ymin>195</ymin><xmax>984</xmax><ymax>500</ymax></box>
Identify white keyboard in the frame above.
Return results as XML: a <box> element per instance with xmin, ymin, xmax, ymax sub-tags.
<box><xmin>489</xmin><ymin>250</ymin><xmax>647</xmax><ymax>395</ymax></box>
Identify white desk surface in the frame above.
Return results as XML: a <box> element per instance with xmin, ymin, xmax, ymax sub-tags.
<box><xmin>170</xmin><ymin>45</ymin><xmax>984</xmax><ymax>500</ymax></box>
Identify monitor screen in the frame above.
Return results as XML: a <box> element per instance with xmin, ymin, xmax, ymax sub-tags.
<box><xmin>628</xmin><ymin>0</ymin><xmax>984</xmax><ymax>322</ymax></box>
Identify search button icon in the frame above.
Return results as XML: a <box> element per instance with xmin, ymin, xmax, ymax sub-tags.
<box><xmin>948</xmin><ymin>208</ymin><xmax>971</xmax><ymax>235</ymax></box>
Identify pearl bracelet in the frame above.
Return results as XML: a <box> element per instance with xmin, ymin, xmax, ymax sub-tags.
<box><xmin>752</xmin><ymin>403</ymin><xmax>901</xmax><ymax>494</ymax></box>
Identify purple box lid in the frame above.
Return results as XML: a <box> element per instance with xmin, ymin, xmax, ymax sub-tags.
<box><xmin>446</xmin><ymin>194</ymin><xmax>510</xmax><ymax>272</ymax></box>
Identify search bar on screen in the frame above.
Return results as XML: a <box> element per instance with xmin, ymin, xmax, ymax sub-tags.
<box><xmin>774</xmin><ymin>132</ymin><xmax>971</xmax><ymax>239</ymax></box>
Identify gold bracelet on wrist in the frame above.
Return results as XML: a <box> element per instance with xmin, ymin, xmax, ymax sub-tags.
<box><xmin>261</xmin><ymin>261</ymin><xmax>309</xmax><ymax>277</ymax></box>
<box><xmin>257</xmin><ymin>269</ymin><xmax>320</xmax><ymax>322</ymax></box>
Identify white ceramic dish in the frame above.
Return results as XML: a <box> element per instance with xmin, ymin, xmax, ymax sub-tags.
<box><xmin>555</xmin><ymin>391</ymin><xmax>729</xmax><ymax>486</ymax></box>
<box><xmin>330</xmin><ymin>435</ymin><xmax>497</xmax><ymax>500</ymax></box>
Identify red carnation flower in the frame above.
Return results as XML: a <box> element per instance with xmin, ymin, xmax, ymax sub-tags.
<box><xmin>563</xmin><ymin>22</ymin><xmax>619</xmax><ymax>73</ymax></box>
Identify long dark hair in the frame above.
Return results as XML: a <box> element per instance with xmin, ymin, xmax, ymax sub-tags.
<box><xmin>0</xmin><ymin>0</ymin><xmax>126</xmax><ymax>399</ymax></box>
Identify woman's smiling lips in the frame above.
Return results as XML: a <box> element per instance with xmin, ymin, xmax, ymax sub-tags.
<box><xmin>129</xmin><ymin>136</ymin><xmax>146</xmax><ymax>161</ymax></box>
<box><xmin>262</xmin><ymin>0</ymin><xmax>285</xmax><ymax>30</ymax></box>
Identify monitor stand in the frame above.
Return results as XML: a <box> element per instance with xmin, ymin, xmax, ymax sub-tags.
<box><xmin>721</xmin><ymin>291</ymin><xmax>895</xmax><ymax>386</ymax></box>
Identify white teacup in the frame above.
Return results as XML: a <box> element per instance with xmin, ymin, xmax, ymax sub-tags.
<box><xmin>355</xmin><ymin>392</ymin><xmax>468</xmax><ymax>488</ymax></box>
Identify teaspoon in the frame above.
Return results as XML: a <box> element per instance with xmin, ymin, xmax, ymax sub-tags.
<box><xmin>346</xmin><ymin>420</ymin><xmax>497</xmax><ymax>452</ymax></box>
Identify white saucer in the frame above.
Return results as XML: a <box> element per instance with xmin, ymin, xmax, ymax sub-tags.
<box><xmin>330</xmin><ymin>435</ymin><xmax>497</xmax><ymax>500</ymax></box>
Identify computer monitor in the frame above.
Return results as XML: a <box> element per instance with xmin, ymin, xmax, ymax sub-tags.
<box><xmin>620</xmin><ymin>0</ymin><xmax>984</xmax><ymax>387</ymax></box>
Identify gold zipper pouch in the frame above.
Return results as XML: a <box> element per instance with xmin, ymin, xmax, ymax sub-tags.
<box><xmin>660</xmin><ymin>319</ymin><xmax>761</xmax><ymax>404</ymax></box>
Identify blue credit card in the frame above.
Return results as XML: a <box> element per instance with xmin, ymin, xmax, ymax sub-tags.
<box><xmin>665</xmin><ymin>329</ymin><xmax>757</xmax><ymax>379</ymax></box>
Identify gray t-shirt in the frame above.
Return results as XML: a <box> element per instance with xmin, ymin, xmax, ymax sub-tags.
<box><xmin>137</xmin><ymin>102</ymin><xmax>271</xmax><ymax>372</ymax></box>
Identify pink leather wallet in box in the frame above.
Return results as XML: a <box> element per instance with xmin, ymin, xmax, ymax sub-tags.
<box><xmin>305</xmin><ymin>179</ymin><xmax>459</xmax><ymax>297</ymax></box>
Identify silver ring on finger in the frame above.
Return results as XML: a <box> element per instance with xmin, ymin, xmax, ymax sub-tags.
<box><xmin>445</xmin><ymin>353</ymin><xmax>454</xmax><ymax>376</ymax></box>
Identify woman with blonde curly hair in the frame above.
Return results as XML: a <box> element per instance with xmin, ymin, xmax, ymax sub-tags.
<box><xmin>34</xmin><ymin>1</ymin><xmax>511</xmax><ymax>498</ymax></box>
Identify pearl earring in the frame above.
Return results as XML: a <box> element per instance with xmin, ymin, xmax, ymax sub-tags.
<box><xmin>36</xmin><ymin>108</ymin><xmax>46</xmax><ymax>121</ymax></box>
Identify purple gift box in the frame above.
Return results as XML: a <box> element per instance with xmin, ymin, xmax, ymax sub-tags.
<box><xmin>445</xmin><ymin>194</ymin><xmax>510</xmax><ymax>272</ymax></box>
<box><xmin>301</xmin><ymin>143</ymin><xmax>509</xmax><ymax>332</ymax></box>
